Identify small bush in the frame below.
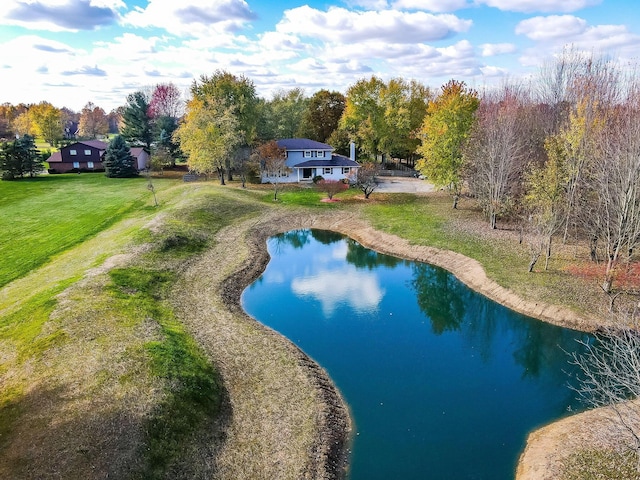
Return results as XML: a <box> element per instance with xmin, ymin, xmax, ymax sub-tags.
<box><xmin>312</xmin><ymin>175</ymin><xmax>324</xmax><ymax>184</ymax></box>
<box><xmin>47</xmin><ymin>168</ymin><xmax>59</xmax><ymax>174</ymax></box>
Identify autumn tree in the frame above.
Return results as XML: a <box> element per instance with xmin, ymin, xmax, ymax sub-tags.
<box><xmin>148</xmin><ymin>82</ymin><xmax>184</xmax><ymax>119</ymax></box>
<box><xmin>594</xmin><ymin>95</ymin><xmax>640</xmax><ymax>293</ymax></box>
<box><xmin>79</xmin><ymin>102</ymin><xmax>109</xmax><ymax>139</ymax></box>
<box><xmin>524</xmin><ymin>135</ymin><xmax>569</xmax><ymax>271</ymax></box>
<box><xmin>11</xmin><ymin>112</ymin><xmax>33</xmax><ymax>137</ymax></box>
<box><xmin>257</xmin><ymin>140</ymin><xmax>288</xmax><ymax>200</ymax></box>
<box><xmin>191</xmin><ymin>71</ymin><xmax>259</xmax><ymax>180</ymax></box>
<box><xmin>298</xmin><ymin>89</ymin><xmax>345</xmax><ymax>143</ymax></box>
<box><xmin>104</xmin><ymin>135</ymin><xmax>137</xmax><ymax>178</ymax></box>
<box><xmin>174</xmin><ymin>97</ymin><xmax>242</xmax><ymax>184</ymax></box>
<box><xmin>465</xmin><ymin>84</ymin><xmax>529</xmax><ymax>228</ymax></box>
<box><xmin>316</xmin><ymin>179</ymin><xmax>348</xmax><ymax>200</ymax></box>
<box><xmin>257</xmin><ymin>88</ymin><xmax>308</xmax><ymax>141</ymax></box>
<box><xmin>29</xmin><ymin>102</ymin><xmax>63</xmax><ymax>146</ymax></box>
<box><xmin>380</xmin><ymin>78</ymin><xmax>431</xmax><ymax>163</ymax></box>
<box><xmin>121</xmin><ymin>91</ymin><xmax>153</xmax><ymax>150</ymax></box>
<box><xmin>351</xmin><ymin>162</ymin><xmax>380</xmax><ymax>199</ymax></box>
<box><xmin>340</xmin><ymin>76</ymin><xmax>386</xmax><ymax>161</ymax></box>
<box><xmin>416</xmin><ymin>80</ymin><xmax>479</xmax><ymax>208</ymax></box>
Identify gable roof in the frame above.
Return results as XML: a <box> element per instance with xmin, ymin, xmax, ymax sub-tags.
<box><xmin>78</xmin><ymin>140</ymin><xmax>108</xmax><ymax>150</ymax></box>
<box><xmin>130</xmin><ymin>147</ymin><xmax>147</xmax><ymax>158</ymax></box>
<box><xmin>277</xmin><ymin>138</ymin><xmax>333</xmax><ymax>150</ymax></box>
<box><xmin>295</xmin><ymin>154</ymin><xmax>359</xmax><ymax>168</ymax></box>
<box><xmin>61</xmin><ymin>140</ymin><xmax>108</xmax><ymax>151</ymax></box>
<box><xmin>47</xmin><ymin>151</ymin><xmax>62</xmax><ymax>163</ymax></box>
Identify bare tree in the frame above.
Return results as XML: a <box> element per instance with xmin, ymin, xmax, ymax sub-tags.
<box><xmin>569</xmin><ymin>309</ymin><xmax>640</xmax><ymax>471</ymax></box>
<box><xmin>465</xmin><ymin>83</ymin><xmax>530</xmax><ymax>229</ymax></box>
<box><xmin>351</xmin><ymin>162</ymin><xmax>380</xmax><ymax>199</ymax></box>
<box><xmin>595</xmin><ymin>86</ymin><xmax>640</xmax><ymax>293</ymax></box>
<box><xmin>258</xmin><ymin>140</ymin><xmax>289</xmax><ymax>201</ymax></box>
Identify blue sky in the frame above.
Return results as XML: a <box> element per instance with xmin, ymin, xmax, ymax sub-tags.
<box><xmin>1</xmin><ymin>0</ymin><xmax>639</xmax><ymax>112</ymax></box>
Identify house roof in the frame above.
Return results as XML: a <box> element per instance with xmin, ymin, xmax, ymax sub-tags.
<box><xmin>130</xmin><ymin>147</ymin><xmax>147</xmax><ymax>158</ymax></box>
<box><xmin>78</xmin><ymin>140</ymin><xmax>108</xmax><ymax>150</ymax></box>
<box><xmin>277</xmin><ymin>138</ymin><xmax>333</xmax><ymax>150</ymax></box>
<box><xmin>294</xmin><ymin>154</ymin><xmax>360</xmax><ymax>168</ymax></box>
<box><xmin>47</xmin><ymin>151</ymin><xmax>62</xmax><ymax>163</ymax></box>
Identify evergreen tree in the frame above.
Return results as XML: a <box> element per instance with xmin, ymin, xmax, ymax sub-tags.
<box><xmin>121</xmin><ymin>91</ymin><xmax>153</xmax><ymax>150</ymax></box>
<box><xmin>0</xmin><ymin>134</ymin><xmax>42</xmax><ymax>180</ymax></box>
<box><xmin>104</xmin><ymin>135</ymin><xmax>137</xmax><ymax>178</ymax></box>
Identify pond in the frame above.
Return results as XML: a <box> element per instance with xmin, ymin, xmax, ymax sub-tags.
<box><xmin>241</xmin><ymin>229</ymin><xmax>590</xmax><ymax>480</ymax></box>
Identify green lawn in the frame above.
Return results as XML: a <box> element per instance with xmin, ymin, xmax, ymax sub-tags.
<box><xmin>0</xmin><ymin>173</ymin><xmax>176</xmax><ymax>288</ymax></box>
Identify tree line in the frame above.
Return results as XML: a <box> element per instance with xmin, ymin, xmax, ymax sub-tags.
<box><xmin>2</xmin><ymin>50</ymin><xmax>638</xmax><ymax>294</ymax></box>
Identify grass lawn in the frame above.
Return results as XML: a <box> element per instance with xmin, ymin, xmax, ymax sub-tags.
<box><xmin>0</xmin><ymin>173</ymin><xmax>177</xmax><ymax>288</ymax></box>
<box><xmin>0</xmin><ymin>175</ymin><xmax>616</xmax><ymax>478</ymax></box>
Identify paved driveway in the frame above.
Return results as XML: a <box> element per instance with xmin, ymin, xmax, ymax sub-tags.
<box><xmin>374</xmin><ymin>176</ymin><xmax>436</xmax><ymax>193</ymax></box>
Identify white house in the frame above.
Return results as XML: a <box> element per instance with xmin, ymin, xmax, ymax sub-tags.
<box><xmin>262</xmin><ymin>138</ymin><xmax>359</xmax><ymax>183</ymax></box>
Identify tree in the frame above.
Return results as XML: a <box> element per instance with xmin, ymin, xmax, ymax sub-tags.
<box><xmin>316</xmin><ymin>179</ymin><xmax>348</xmax><ymax>200</ymax></box>
<box><xmin>148</xmin><ymin>82</ymin><xmax>184</xmax><ymax>119</ymax></box>
<box><xmin>465</xmin><ymin>84</ymin><xmax>529</xmax><ymax>229</ymax></box>
<box><xmin>29</xmin><ymin>102</ymin><xmax>63</xmax><ymax>146</ymax></box>
<box><xmin>340</xmin><ymin>76</ymin><xmax>386</xmax><ymax>161</ymax></box>
<box><xmin>569</xmin><ymin>312</ymin><xmax>640</xmax><ymax>472</ymax></box>
<box><xmin>524</xmin><ymin>135</ymin><xmax>569</xmax><ymax>272</ymax></box>
<box><xmin>257</xmin><ymin>88</ymin><xmax>308</xmax><ymax>141</ymax></box>
<box><xmin>121</xmin><ymin>91</ymin><xmax>153</xmax><ymax>150</ymax></box>
<box><xmin>191</xmin><ymin>71</ymin><xmax>259</xmax><ymax>180</ymax></box>
<box><xmin>257</xmin><ymin>140</ymin><xmax>288</xmax><ymax>200</ymax></box>
<box><xmin>79</xmin><ymin>102</ymin><xmax>109</xmax><ymax>139</ymax></box>
<box><xmin>350</xmin><ymin>162</ymin><xmax>380</xmax><ymax>199</ymax></box>
<box><xmin>298</xmin><ymin>90</ymin><xmax>345</xmax><ymax>143</ymax></box>
<box><xmin>174</xmin><ymin>97</ymin><xmax>242</xmax><ymax>184</ymax></box>
<box><xmin>595</xmin><ymin>98</ymin><xmax>640</xmax><ymax>293</ymax></box>
<box><xmin>416</xmin><ymin>80</ymin><xmax>479</xmax><ymax>208</ymax></box>
<box><xmin>191</xmin><ymin>70</ymin><xmax>258</xmax><ymax>146</ymax></box>
<box><xmin>0</xmin><ymin>135</ymin><xmax>42</xmax><ymax>179</ymax></box>
<box><xmin>379</xmin><ymin>78</ymin><xmax>431</xmax><ymax>163</ymax></box>
<box><xmin>11</xmin><ymin>112</ymin><xmax>33</xmax><ymax>137</ymax></box>
<box><xmin>103</xmin><ymin>135</ymin><xmax>137</xmax><ymax>178</ymax></box>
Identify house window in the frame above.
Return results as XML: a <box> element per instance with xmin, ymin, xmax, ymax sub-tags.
<box><xmin>323</xmin><ymin>167</ymin><xmax>332</xmax><ymax>175</ymax></box>
<box><xmin>70</xmin><ymin>149</ymin><xmax>77</xmax><ymax>155</ymax></box>
<box><xmin>84</xmin><ymin>149</ymin><xmax>91</xmax><ymax>155</ymax></box>
<box><xmin>304</xmin><ymin>150</ymin><xmax>311</xmax><ymax>158</ymax></box>
<box><xmin>87</xmin><ymin>162</ymin><xmax>94</xmax><ymax>169</ymax></box>
<box><xmin>73</xmin><ymin>162</ymin><xmax>80</xmax><ymax>168</ymax></box>
<box><xmin>342</xmin><ymin>167</ymin><xmax>350</xmax><ymax>174</ymax></box>
<box><xmin>317</xmin><ymin>151</ymin><xmax>324</xmax><ymax>158</ymax></box>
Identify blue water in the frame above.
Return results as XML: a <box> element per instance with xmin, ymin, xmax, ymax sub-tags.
<box><xmin>241</xmin><ymin>229</ymin><xmax>590</xmax><ymax>480</ymax></box>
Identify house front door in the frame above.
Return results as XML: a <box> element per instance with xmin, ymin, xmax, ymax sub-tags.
<box><xmin>302</xmin><ymin>168</ymin><xmax>313</xmax><ymax>179</ymax></box>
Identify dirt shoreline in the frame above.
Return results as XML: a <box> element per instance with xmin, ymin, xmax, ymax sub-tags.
<box><xmin>209</xmin><ymin>208</ymin><xmax>602</xmax><ymax>479</ymax></box>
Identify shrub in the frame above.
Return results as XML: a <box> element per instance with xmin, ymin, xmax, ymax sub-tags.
<box><xmin>316</xmin><ymin>178</ymin><xmax>348</xmax><ymax>200</ymax></box>
<box><xmin>312</xmin><ymin>175</ymin><xmax>324</xmax><ymax>184</ymax></box>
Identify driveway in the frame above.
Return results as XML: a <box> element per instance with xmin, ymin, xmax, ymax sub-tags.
<box><xmin>374</xmin><ymin>176</ymin><xmax>436</xmax><ymax>193</ymax></box>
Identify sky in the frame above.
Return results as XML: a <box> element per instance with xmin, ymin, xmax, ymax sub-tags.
<box><xmin>1</xmin><ymin>0</ymin><xmax>639</xmax><ymax>112</ymax></box>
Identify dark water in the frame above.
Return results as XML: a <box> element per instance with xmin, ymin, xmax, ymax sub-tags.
<box><xmin>241</xmin><ymin>229</ymin><xmax>590</xmax><ymax>480</ymax></box>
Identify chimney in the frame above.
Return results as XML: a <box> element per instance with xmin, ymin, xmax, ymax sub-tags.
<box><xmin>349</xmin><ymin>141</ymin><xmax>356</xmax><ymax>162</ymax></box>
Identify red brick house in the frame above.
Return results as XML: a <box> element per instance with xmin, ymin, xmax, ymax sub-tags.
<box><xmin>47</xmin><ymin>140</ymin><xmax>148</xmax><ymax>173</ymax></box>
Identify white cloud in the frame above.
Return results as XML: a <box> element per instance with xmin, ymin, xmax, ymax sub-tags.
<box><xmin>478</xmin><ymin>0</ymin><xmax>601</xmax><ymax>13</ymax></box>
<box><xmin>392</xmin><ymin>0</ymin><xmax>470</xmax><ymax>12</ymax></box>
<box><xmin>123</xmin><ymin>0</ymin><xmax>256</xmax><ymax>37</ymax></box>
<box><xmin>291</xmin><ymin>268</ymin><xmax>385</xmax><ymax>316</ymax></box>
<box><xmin>480</xmin><ymin>42</ymin><xmax>517</xmax><ymax>56</ymax></box>
<box><xmin>276</xmin><ymin>6</ymin><xmax>472</xmax><ymax>44</ymax></box>
<box><xmin>1</xmin><ymin>0</ymin><xmax>122</xmax><ymax>32</ymax></box>
<box><xmin>515</xmin><ymin>15</ymin><xmax>587</xmax><ymax>41</ymax></box>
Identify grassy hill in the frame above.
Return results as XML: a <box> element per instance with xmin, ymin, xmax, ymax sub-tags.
<box><xmin>0</xmin><ymin>174</ymin><xmax>618</xmax><ymax>478</ymax></box>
